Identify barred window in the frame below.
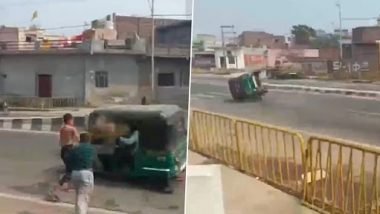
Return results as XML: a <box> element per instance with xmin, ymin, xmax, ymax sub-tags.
<box><xmin>158</xmin><ymin>73</ymin><xmax>175</xmax><ymax>86</ymax></box>
<box><xmin>95</xmin><ymin>71</ymin><xmax>108</xmax><ymax>88</ymax></box>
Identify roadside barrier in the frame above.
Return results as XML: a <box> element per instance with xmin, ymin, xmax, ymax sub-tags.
<box><xmin>190</xmin><ymin>109</ymin><xmax>306</xmax><ymax>196</ymax></box>
<box><xmin>190</xmin><ymin>109</ymin><xmax>380</xmax><ymax>214</ymax></box>
<box><xmin>304</xmin><ymin>136</ymin><xmax>380</xmax><ymax>214</ymax></box>
<box><xmin>0</xmin><ymin>116</ymin><xmax>87</xmax><ymax>132</ymax></box>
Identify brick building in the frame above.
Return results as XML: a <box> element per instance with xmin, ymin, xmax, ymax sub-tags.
<box><xmin>238</xmin><ymin>31</ymin><xmax>287</xmax><ymax>49</ymax></box>
<box><xmin>155</xmin><ymin>21</ymin><xmax>192</xmax><ymax>47</ymax></box>
<box><xmin>113</xmin><ymin>14</ymin><xmax>181</xmax><ymax>40</ymax></box>
<box><xmin>348</xmin><ymin>26</ymin><xmax>380</xmax><ymax>73</ymax></box>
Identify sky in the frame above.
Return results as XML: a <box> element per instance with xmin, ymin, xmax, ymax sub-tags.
<box><xmin>193</xmin><ymin>0</ymin><xmax>380</xmax><ymax>37</ymax></box>
<box><xmin>0</xmin><ymin>0</ymin><xmax>190</xmax><ymax>36</ymax></box>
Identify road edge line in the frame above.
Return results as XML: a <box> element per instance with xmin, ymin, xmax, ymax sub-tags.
<box><xmin>0</xmin><ymin>192</ymin><xmax>127</xmax><ymax>214</ymax></box>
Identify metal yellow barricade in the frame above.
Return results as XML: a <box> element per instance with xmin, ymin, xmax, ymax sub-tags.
<box><xmin>304</xmin><ymin>136</ymin><xmax>380</xmax><ymax>214</ymax></box>
<box><xmin>189</xmin><ymin>109</ymin><xmax>307</xmax><ymax>196</ymax></box>
<box><xmin>190</xmin><ymin>109</ymin><xmax>241</xmax><ymax>169</ymax></box>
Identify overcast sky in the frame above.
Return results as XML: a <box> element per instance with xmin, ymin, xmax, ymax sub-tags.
<box><xmin>0</xmin><ymin>0</ymin><xmax>190</xmax><ymax>36</ymax></box>
<box><xmin>193</xmin><ymin>0</ymin><xmax>380</xmax><ymax>37</ymax></box>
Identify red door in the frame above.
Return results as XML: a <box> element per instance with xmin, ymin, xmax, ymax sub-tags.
<box><xmin>37</xmin><ymin>74</ymin><xmax>52</xmax><ymax>97</ymax></box>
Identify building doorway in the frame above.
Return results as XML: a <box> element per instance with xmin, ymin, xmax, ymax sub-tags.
<box><xmin>37</xmin><ymin>74</ymin><xmax>52</xmax><ymax>97</ymax></box>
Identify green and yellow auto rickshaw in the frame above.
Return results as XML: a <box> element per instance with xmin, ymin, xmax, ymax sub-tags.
<box><xmin>87</xmin><ymin>105</ymin><xmax>187</xmax><ymax>192</ymax></box>
<box><xmin>228</xmin><ymin>70</ymin><xmax>268</xmax><ymax>101</ymax></box>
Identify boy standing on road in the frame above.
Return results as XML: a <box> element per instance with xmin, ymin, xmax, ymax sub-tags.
<box><xmin>69</xmin><ymin>133</ymin><xmax>96</xmax><ymax>214</ymax></box>
<box><xmin>59</xmin><ymin>113</ymin><xmax>80</xmax><ymax>185</ymax></box>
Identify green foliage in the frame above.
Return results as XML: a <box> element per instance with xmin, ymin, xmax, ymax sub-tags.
<box><xmin>311</xmin><ymin>34</ymin><xmax>339</xmax><ymax>48</ymax></box>
<box><xmin>291</xmin><ymin>25</ymin><xmax>316</xmax><ymax>45</ymax></box>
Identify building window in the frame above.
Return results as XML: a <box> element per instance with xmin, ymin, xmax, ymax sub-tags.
<box><xmin>158</xmin><ymin>73</ymin><xmax>175</xmax><ymax>86</ymax></box>
<box><xmin>228</xmin><ymin>56</ymin><xmax>235</xmax><ymax>64</ymax></box>
<box><xmin>95</xmin><ymin>71</ymin><xmax>108</xmax><ymax>88</ymax></box>
<box><xmin>180</xmin><ymin>70</ymin><xmax>189</xmax><ymax>87</ymax></box>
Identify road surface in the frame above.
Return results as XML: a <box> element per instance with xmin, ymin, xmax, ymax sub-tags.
<box><xmin>0</xmin><ymin>131</ymin><xmax>185</xmax><ymax>214</ymax></box>
<box><xmin>193</xmin><ymin>74</ymin><xmax>380</xmax><ymax>91</ymax></box>
<box><xmin>191</xmin><ymin>77</ymin><xmax>380</xmax><ymax>146</ymax></box>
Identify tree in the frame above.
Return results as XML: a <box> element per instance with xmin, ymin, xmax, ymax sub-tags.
<box><xmin>291</xmin><ymin>25</ymin><xmax>316</xmax><ymax>45</ymax></box>
<box><xmin>311</xmin><ymin>34</ymin><xmax>339</xmax><ymax>49</ymax></box>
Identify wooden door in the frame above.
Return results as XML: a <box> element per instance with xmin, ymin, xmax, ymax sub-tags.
<box><xmin>37</xmin><ymin>74</ymin><xmax>52</xmax><ymax>97</ymax></box>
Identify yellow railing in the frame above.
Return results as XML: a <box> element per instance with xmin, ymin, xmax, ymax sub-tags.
<box><xmin>304</xmin><ymin>137</ymin><xmax>380</xmax><ymax>214</ymax></box>
<box><xmin>190</xmin><ymin>109</ymin><xmax>307</xmax><ymax>196</ymax></box>
<box><xmin>189</xmin><ymin>109</ymin><xmax>380</xmax><ymax>214</ymax></box>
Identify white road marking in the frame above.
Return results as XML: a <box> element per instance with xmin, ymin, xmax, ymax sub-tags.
<box><xmin>0</xmin><ymin>192</ymin><xmax>126</xmax><ymax>214</ymax></box>
<box><xmin>191</xmin><ymin>94</ymin><xmax>216</xmax><ymax>99</ymax></box>
<box><xmin>348</xmin><ymin>109</ymin><xmax>380</xmax><ymax>117</ymax></box>
<box><xmin>208</xmin><ymin>92</ymin><xmax>229</xmax><ymax>96</ymax></box>
<box><xmin>0</xmin><ymin>129</ymin><xmax>58</xmax><ymax>135</ymax></box>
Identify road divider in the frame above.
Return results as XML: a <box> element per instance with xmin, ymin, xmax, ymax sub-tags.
<box><xmin>0</xmin><ymin>116</ymin><xmax>87</xmax><ymax>132</ymax></box>
<box><xmin>190</xmin><ymin>108</ymin><xmax>380</xmax><ymax>214</ymax></box>
<box><xmin>264</xmin><ymin>83</ymin><xmax>380</xmax><ymax>98</ymax></box>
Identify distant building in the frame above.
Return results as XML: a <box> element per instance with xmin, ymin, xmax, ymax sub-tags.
<box><xmin>0</xmin><ymin>22</ymin><xmax>191</xmax><ymax>108</ymax></box>
<box><xmin>238</xmin><ymin>31</ymin><xmax>287</xmax><ymax>49</ymax></box>
<box><xmin>155</xmin><ymin>21</ymin><xmax>192</xmax><ymax>47</ymax></box>
<box><xmin>82</xmin><ymin>28</ymin><xmax>117</xmax><ymax>41</ymax></box>
<box><xmin>347</xmin><ymin>26</ymin><xmax>380</xmax><ymax>73</ymax></box>
<box><xmin>214</xmin><ymin>47</ymin><xmax>267</xmax><ymax>70</ymax></box>
<box><xmin>110</xmin><ymin>14</ymin><xmax>182</xmax><ymax>40</ymax></box>
<box><xmin>334</xmin><ymin>29</ymin><xmax>351</xmax><ymax>39</ymax></box>
<box><xmin>193</xmin><ymin>34</ymin><xmax>218</xmax><ymax>51</ymax></box>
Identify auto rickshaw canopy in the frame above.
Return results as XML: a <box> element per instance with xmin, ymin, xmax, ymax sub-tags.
<box><xmin>88</xmin><ymin>105</ymin><xmax>186</xmax><ymax>151</ymax></box>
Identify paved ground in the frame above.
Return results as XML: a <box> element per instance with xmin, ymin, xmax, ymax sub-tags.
<box><xmin>0</xmin><ymin>194</ymin><xmax>125</xmax><ymax>214</ymax></box>
<box><xmin>0</xmin><ymin>131</ymin><xmax>185</xmax><ymax>214</ymax></box>
<box><xmin>191</xmin><ymin>76</ymin><xmax>380</xmax><ymax>146</ymax></box>
<box><xmin>187</xmin><ymin>151</ymin><xmax>318</xmax><ymax>214</ymax></box>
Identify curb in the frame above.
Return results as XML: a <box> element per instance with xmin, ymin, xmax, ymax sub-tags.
<box><xmin>0</xmin><ymin>116</ymin><xmax>87</xmax><ymax>132</ymax></box>
<box><xmin>193</xmin><ymin>73</ymin><xmax>380</xmax><ymax>99</ymax></box>
<box><xmin>264</xmin><ymin>83</ymin><xmax>380</xmax><ymax>99</ymax></box>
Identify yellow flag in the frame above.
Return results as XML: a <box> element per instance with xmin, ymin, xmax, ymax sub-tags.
<box><xmin>31</xmin><ymin>11</ymin><xmax>38</xmax><ymax>21</ymax></box>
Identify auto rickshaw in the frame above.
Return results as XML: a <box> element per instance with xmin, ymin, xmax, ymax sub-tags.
<box><xmin>228</xmin><ymin>70</ymin><xmax>268</xmax><ymax>101</ymax></box>
<box><xmin>87</xmin><ymin>105</ymin><xmax>187</xmax><ymax>192</ymax></box>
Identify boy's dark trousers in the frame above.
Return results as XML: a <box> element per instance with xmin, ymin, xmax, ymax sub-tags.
<box><xmin>60</xmin><ymin>144</ymin><xmax>74</xmax><ymax>185</ymax></box>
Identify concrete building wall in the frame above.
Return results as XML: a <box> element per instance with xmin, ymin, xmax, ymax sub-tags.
<box><xmin>214</xmin><ymin>48</ymin><xmax>245</xmax><ymax>69</ymax></box>
<box><xmin>154</xmin><ymin>58</ymin><xmax>190</xmax><ymax>108</ymax></box>
<box><xmin>83</xmin><ymin>54</ymin><xmax>140</xmax><ymax>106</ymax></box>
<box><xmin>0</xmin><ymin>53</ymin><xmax>142</xmax><ymax>106</ymax></box>
<box><xmin>0</xmin><ymin>54</ymin><xmax>85</xmax><ymax>99</ymax></box>
<box><xmin>267</xmin><ymin>49</ymin><xmax>319</xmax><ymax>67</ymax></box>
<box><xmin>193</xmin><ymin>54</ymin><xmax>215</xmax><ymax>69</ymax></box>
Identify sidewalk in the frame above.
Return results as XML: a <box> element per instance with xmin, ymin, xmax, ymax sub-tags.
<box><xmin>187</xmin><ymin>151</ymin><xmax>318</xmax><ymax>214</ymax></box>
<box><xmin>0</xmin><ymin>193</ymin><xmax>125</xmax><ymax>214</ymax></box>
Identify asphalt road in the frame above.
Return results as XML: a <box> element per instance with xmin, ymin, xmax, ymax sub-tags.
<box><xmin>191</xmin><ymin>77</ymin><xmax>380</xmax><ymax>146</ymax></box>
<box><xmin>192</xmin><ymin>74</ymin><xmax>380</xmax><ymax>91</ymax></box>
<box><xmin>0</xmin><ymin>131</ymin><xmax>185</xmax><ymax>214</ymax></box>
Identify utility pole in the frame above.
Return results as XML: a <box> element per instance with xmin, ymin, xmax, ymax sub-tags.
<box><xmin>336</xmin><ymin>1</ymin><xmax>343</xmax><ymax>73</ymax></box>
<box><xmin>220</xmin><ymin>25</ymin><xmax>235</xmax><ymax>69</ymax></box>
<box><xmin>150</xmin><ymin>0</ymin><xmax>155</xmax><ymax>101</ymax></box>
